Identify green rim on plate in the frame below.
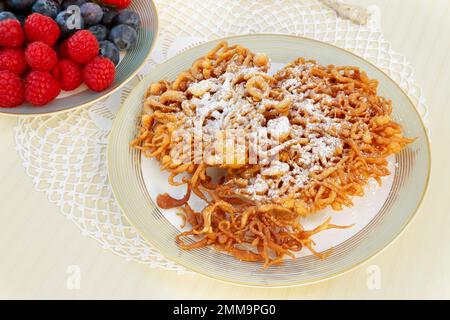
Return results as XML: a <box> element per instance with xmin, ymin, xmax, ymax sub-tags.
<box><xmin>108</xmin><ymin>34</ymin><xmax>430</xmax><ymax>287</ymax></box>
<box><xmin>0</xmin><ymin>0</ymin><xmax>158</xmax><ymax>117</ymax></box>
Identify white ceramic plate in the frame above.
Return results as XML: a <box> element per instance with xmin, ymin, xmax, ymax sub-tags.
<box><xmin>108</xmin><ymin>34</ymin><xmax>430</xmax><ymax>287</ymax></box>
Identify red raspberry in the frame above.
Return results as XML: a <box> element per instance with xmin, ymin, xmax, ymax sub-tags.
<box><xmin>24</xmin><ymin>13</ymin><xmax>60</xmax><ymax>47</ymax></box>
<box><xmin>0</xmin><ymin>48</ymin><xmax>27</xmax><ymax>75</ymax></box>
<box><xmin>0</xmin><ymin>19</ymin><xmax>25</xmax><ymax>48</ymax></box>
<box><xmin>67</xmin><ymin>30</ymin><xmax>99</xmax><ymax>64</ymax></box>
<box><xmin>82</xmin><ymin>56</ymin><xmax>115</xmax><ymax>92</ymax></box>
<box><xmin>101</xmin><ymin>0</ymin><xmax>131</xmax><ymax>9</ymax></box>
<box><xmin>25</xmin><ymin>42</ymin><xmax>58</xmax><ymax>72</ymax></box>
<box><xmin>0</xmin><ymin>71</ymin><xmax>24</xmax><ymax>108</ymax></box>
<box><xmin>25</xmin><ymin>71</ymin><xmax>61</xmax><ymax>106</ymax></box>
<box><xmin>52</xmin><ymin>59</ymin><xmax>83</xmax><ymax>91</ymax></box>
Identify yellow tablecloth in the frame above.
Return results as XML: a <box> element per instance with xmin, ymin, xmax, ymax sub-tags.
<box><xmin>1</xmin><ymin>0</ymin><xmax>449</xmax><ymax>298</ymax></box>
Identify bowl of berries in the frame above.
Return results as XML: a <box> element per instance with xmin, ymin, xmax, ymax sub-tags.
<box><xmin>0</xmin><ymin>0</ymin><xmax>158</xmax><ymax>115</ymax></box>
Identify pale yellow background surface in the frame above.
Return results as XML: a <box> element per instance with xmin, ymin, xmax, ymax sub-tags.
<box><xmin>0</xmin><ymin>0</ymin><xmax>449</xmax><ymax>299</ymax></box>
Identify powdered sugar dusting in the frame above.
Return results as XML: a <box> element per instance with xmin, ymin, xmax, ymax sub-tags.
<box><xmin>167</xmin><ymin>59</ymin><xmax>346</xmax><ymax>202</ymax></box>
<box><xmin>240</xmin><ymin>61</ymin><xmax>346</xmax><ymax>201</ymax></box>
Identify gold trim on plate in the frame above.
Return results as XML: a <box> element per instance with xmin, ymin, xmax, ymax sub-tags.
<box><xmin>108</xmin><ymin>34</ymin><xmax>431</xmax><ymax>287</ymax></box>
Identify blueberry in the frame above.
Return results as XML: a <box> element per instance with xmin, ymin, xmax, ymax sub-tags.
<box><xmin>56</xmin><ymin>9</ymin><xmax>84</xmax><ymax>38</ymax></box>
<box><xmin>0</xmin><ymin>11</ymin><xmax>18</xmax><ymax>21</ymax></box>
<box><xmin>114</xmin><ymin>9</ymin><xmax>140</xmax><ymax>30</ymax></box>
<box><xmin>109</xmin><ymin>24</ymin><xmax>137</xmax><ymax>50</ymax></box>
<box><xmin>88</xmin><ymin>24</ymin><xmax>108</xmax><ymax>41</ymax></box>
<box><xmin>80</xmin><ymin>2</ymin><xmax>102</xmax><ymax>25</ymax></box>
<box><xmin>99</xmin><ymin>40</ymin><xmax>120</xmax><ymax>65</ymax></box>
<box><xmin>101</xmin><ymin>6</ymin><xmax>117</xmax><ymax>27</ymax></box>
<box><xmin>32</xmin><ymin>0</ymin><xmax>61</xmax><ymax>18</ymax></box>
<box><xmin>62</xmin><ymin>0</ymin><xmax>85</xmax><ymax>10</ymax></box>
<box><xmin>7</xmin><ymin>0</ymin><xmax>35</xmax><ymax>12</ymax></box>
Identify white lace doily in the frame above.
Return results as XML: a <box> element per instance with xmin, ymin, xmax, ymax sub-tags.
<box><xmin>14</xmin><ymin>0</ymin><xmax>429</xmax><ymax>274</ymax></box>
